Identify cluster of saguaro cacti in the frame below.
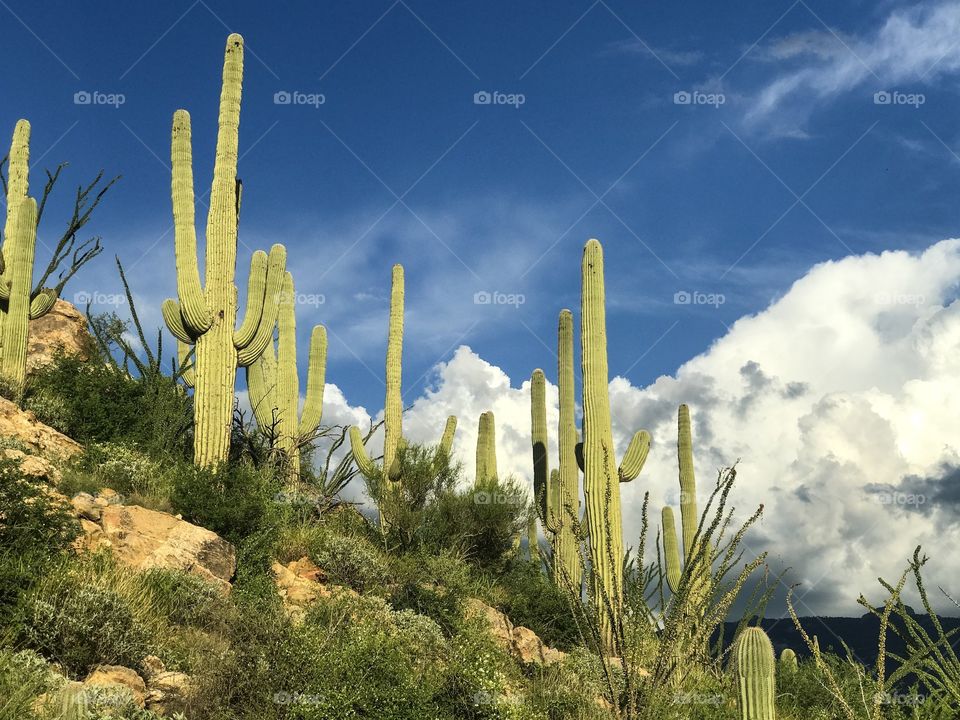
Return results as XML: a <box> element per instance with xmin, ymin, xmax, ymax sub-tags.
<box><xmin>529</xmin><ymin>314</ymin><xmax>582</xmax><ymax>590</ymax></box>
<box><xmin>162</xmin><ymin>34</ymin><xmax>287</xmax><ymax>467</ymax></box>
<box><xmin>246</xmin><ymin>272</ymin><xmax>327</xmax><ymax>480</ymax></box>
<box><xmin>579</xmin><ymin>239</ymin><xmax>652</xmax><ymax>649</ymax></box>
<box><xmin>731</xmin><ymin>626</ymin><xmax>777</xmax><ymax>720</ymax></box>
<box><xmin>349</xmin><ymin>264</ymin><xmax>456</xmax><ymax>485</ymax></box>
<box><xmin>476</xmin><ymin>410</ymin><xmax>497</xmax><ymax>484</ymax></box>
<box><xmin>0</xmin><ymin>121</ymin><xmax>65</xmax><ymax>388</ymax></box>
<box><xmin>661</xmin><ymin>404</ymin><xmax>712</xmax><ymax>599</ymax></box>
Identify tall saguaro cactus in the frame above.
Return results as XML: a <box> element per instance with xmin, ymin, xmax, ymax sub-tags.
<box><xmin>246</xmin><ymin>272</ymin><xmax>327</xmax><ymax>480</ymax></box>
<box><xmin>555</xmin><ymin>309</ymin><xmax>582</xmax><ymax>590</ymax></box>
<box><xmin>162</xmin><ymin>34</ymin><xmax>286</xmax><ymax>467</ymax></box>
<box><xmin>580</xmin><ymin>239</ymin><xmax>652</xmax><ymax>650</ymax></box>
<box><xmin>0</xmin><ymin>121</ymin><xmax>87</xmax><ymax>388</ymax></box>
<box><xmin>349</xmin><ymin>264</ymin><xmax>456</xmax><ymax>486</ymax></box>
<box><xmin>476</xmin><ymin>410</ymin><xmax>498</xmax><ymax>484</ymax></box>
<box><xmin>731</xmin><ymin>627</ymin><xmax>777</xmax><ymax>720</ymax></box>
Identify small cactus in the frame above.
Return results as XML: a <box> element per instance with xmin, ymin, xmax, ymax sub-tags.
<box><xmin>731</xmin><ymin>627</ymin><xmax>777</xmax><ymax>720</ymax></box>
<box><xmin>779</xmin><ymin>648</ymin><xmax>798</xmax><ymax>674</ymax></box>
<box><xmin>476</xmin><ymin>410</ymin><xmax>498</xmax><ymax>484</ymax></box>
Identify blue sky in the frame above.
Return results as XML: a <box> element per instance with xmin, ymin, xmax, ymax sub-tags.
<box><xmin>3</xmin><ymin>0</ymin><xmax>958</xmax><ymax>412</ymax></box>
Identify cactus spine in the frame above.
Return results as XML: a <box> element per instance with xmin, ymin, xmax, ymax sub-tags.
<box><xmin>778</xmin><ymin>648</ymin><xmax>797</xmax><ymax>674</ymax></box>
<box><xmin>476</xmin><ymin>410</ymin><xmax>497</xmax><ymax>484</ymax></box>
<box><xmin>247</xmin><ymin>272</ymin><xmax>326</xmax><ymax>480</ymax></box>
<box><xmin>162</xmin><ymin>34</ymin><xmax>286</xmax><ymax>467</ymax></box>
<box><xmin>349</xmin><ymin>264</ymin><xmax>456</xmax><ymax>486</ymax></box>
<box><xmin>580</xmin><ymin>239</ymin><xmax>651</xmax><ymax>649</ymax></box>
<box><xmin>0</xmin><ymin>121</ymin><xmax>64</xmax><ymax>388</ymax></box>
<box><xmin>731</xmin><ymin>627</ymin><xmax>777</xmax><ymax>720</ymax></box>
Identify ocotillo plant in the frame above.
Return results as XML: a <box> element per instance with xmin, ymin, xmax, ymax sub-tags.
<box><xmin>349</xmin><ymin>264</ymin><xmax>456</xmax><ymax>486</ymax></box>
<box><xmin>161</xmin><ymin>34</ymin><xmax>286</xmax><ymax>467</ymax></box>
<box><xmin>476</xmin><ymin>410</ymin><xmax>498</xmax><ymax>484</ymax></box>
<box><xmin>579</xmin><ymin>238</ymin><xmax>652</xmax><ymax>651</ymax></box>
<box><xmin>246</xmin><ymin>272</ymin><xmax>327</xmax><ymax>481</ymax></box>
<box><xmin>0</xmin><ymin>120</ymin><xmax>112</xmax><ymax>390</ymax></box>
<box><xmin>731</xmin><ymin>626</ymin><xmax>777</xmax><ymax>720</ymax></box>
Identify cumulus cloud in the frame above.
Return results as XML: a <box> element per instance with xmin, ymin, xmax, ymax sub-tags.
<box><xmin>745</xmin><ymin>1</ymin><xmax>960</xmax><ymax>133</ymax></box>
<box><xmin>334</xmin><ymin>238</ymin><xmax>960</xmax><ymax>616</ymax></box>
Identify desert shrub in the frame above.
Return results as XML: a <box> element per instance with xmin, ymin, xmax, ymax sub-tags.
<box><xmin>0</xmin><ymin>648</ymin><xmax>59</xmax><ymax>720</ymax></box>
<box><xmin>24</xmin><ymin>352</ymin><xmax>191</xmax><ymax>457</ymax></box>
<box><xmin>307</xmin><ymin>531</ymin><xmax>389</xmax><ymax>593</ymax></box>
<box><xmin>525</xmin><ymin>653</ymin><xmax>614</xmax><ymax>720</ymax></box>
<box><xmin>0</xmin><ymin>457</ymin><xmax>79</xmax><ymax>556</ymax></box>
<box><xmin>81</xmin><ymin>442</ymin><xmax>169</xmax><ymax>502</ymax></box>
<box><xmin>490</xmin><ymin>560</ymin><xmax>580</xmax><ymax>651</ymax></box>
<box><xmin>170</xmin><ymin>461</ymin><xmax>281</xmax><ymax>544</ymax></box>
<box><xmin>141</xmin><ymin>568</ymin><xmax>230</xmax><ymax>630</ymax></box>
<box><xmin>388</xmin><ymin>549</ymin><xmax>477</xmax><ymax>635</ymax></box>
<box><xmin>17</xmin><ymin>555</ymin><xmax>159</xmax><ymax>677</ymax></box>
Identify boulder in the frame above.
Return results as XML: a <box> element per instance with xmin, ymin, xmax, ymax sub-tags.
<box><xmin>142</xmin><ymin>655</ymin><xmax>193</xmax><ymax>715</ymax></box>
<box><xmin>464</xmin><ymin>597</ymin><xmax>567</xmax><ymax>666</ymax></box>
<box><xmin>27</xmin><ymin>299</ymin><xmax>90</xmax><ymax>372</ymax></box>
<box><xmin>272</xmin><ymin>556</ymin><xmax>356</xmax><ymax>621</ymax></box>
<box><xmin>78</xmin><ymin>502</ymin><xmax>236</xmax><ymax>591</ymax></box>
<box><xmin>0</xmin><ymin>396</ymin><xmax>82</xmax><ymax>461</ymax></box>
<box><xmin>83</xmin><ymin>665</ymin><xmax>147</xmax><ymax>707</ymax></box>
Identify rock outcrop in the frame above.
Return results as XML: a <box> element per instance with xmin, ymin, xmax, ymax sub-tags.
<box><xmin>27</xmin><ymin>299</ymin><xmax>90</xmax><ymax>372</ymax></box>
<box><xmin>142</xmin><ymin>655</ymin><xmax>194</xmax><ymax>715</ymax></box>
<box><xmin>464</xmin><ymin>597</ymin><xmax>566</xmax><ymax>666</ymax></box>
<box><xmin>76</xmin><ymin>496</ymin><xmax>236</xmax><ymax>591</ymax></box>
<box><xmin>0</xmin><ymin>396</ymin><xmax>83</xmax><ymax>461</ymax></box>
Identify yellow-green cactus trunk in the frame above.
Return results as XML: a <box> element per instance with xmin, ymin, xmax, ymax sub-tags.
<box><xmin>556</xmin><ymin>309</ymin><xmax>582</xmax><ymax>591</ymax></box>
<box><xmin>383</xmin><ymin>264</ymin><xmax>404</xmax><ymax>482</ymax></box>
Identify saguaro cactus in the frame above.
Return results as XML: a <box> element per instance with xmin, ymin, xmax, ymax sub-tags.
<box><xmin>349</xmin><ymin>264</ymin><xmax>456</xmax><ymax>484</ymax></box>
<box><xmin>580</xmin><ymin>239</ymin><xmax>652</xmax><ymax>649</ymax></box>
<box><xmin>555</xmin><ymin>309</ymin><xmax>582</xmax><ymax>590</ymax></box>
<box><xmin>778</xmin><ymin>648</ymin><xmax>798</xmax><ymax>675</ymax></box>
<box><xmin>0</xmin><ymin>121</ymin><xmax>81</xmax><ymax>388</ymax></box>
<box><xmin>731</xmin><ymin>627</ymin><xmax>777</xmax><ymax>720</ymax></box>
<box><xmin>476</xmin><ymin>410</ymin><xmax>498</xmax><ymax>484</ymax></box>
<box><xmin>161</xmin><ymin>34</ymin><xmax>286</xmax><ymax>467</ymax></box>
<box><xmin>661</xmin><ymin>404</ymin><xmax>711</xmax><ymax>597</ymax></box>
<box><xmin>246</xmin><ymin>272</ymin><xmax>327</xmax><ymax>480</ymax></box>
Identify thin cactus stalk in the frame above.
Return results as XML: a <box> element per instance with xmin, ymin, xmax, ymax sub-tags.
<box><xmin>0</xmin><ymin>121</ymin><xmax>67</xmax><ymax>389</ymax></box>
<box><xmin>556</xmin><ymin>309</ymin><xmax>582</xmax><ymax>591</ymax></box>
<box><xmin>161</xmin><ymin>34</ymin><xmax>286</xmax><ymax>467</ymax></box>
<box><xmin>246</xmin><ymin>272</ymin><xmax>327</xmax><ymax>481</ymax></box>
<box><xmin>476</xmin><ymin>410</ymin><xmax>498</xmax><ymax>485</ymax></box>
<box><xmin>349</xmin><ymin>263</ymin><xmax>456</xmax><ymax>492</ymax></box>
<box><xmin>580</xmin><ymin>238</ymin><xmax>651</xmax><ymax>650</ymax></box>
<box><xmin>731</xmin><ymin>627</ymin><xmax>777</xmax><ymax>720</ymax></box>
<box><xmin>530</xmin><ymin>368</ymin><xmax>549</xmax><ymax>518</ymax></box>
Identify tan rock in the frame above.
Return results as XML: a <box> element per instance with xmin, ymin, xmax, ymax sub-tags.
<box><xmin>141</xmin><ymin>655</ymin><xmax>166</xmax><ymax>680</ymax></box>
<box><xmin>72</xmin><ymin>492</ymin><xmax>102</xmax><ymax>521</ymax></box>
<box><xmin>464</xmin><ymin>597</ymin><xmax>566</xmax><ymax>666</ymax></box>
<box><xmin>27</xmin><ymin>299</ymin><xmax>90</xmax><ymax>373</ymax></box>
<box><xmin>3</xmin><ymin>447</ymin><xmax>62</xmax><ymax>482</ymax></box>
<box><xmin>83</xmin><ymin>665</ymin><xmax>146</xmax><ymax>707</ymax></box>
<box><xmin>90</xmin><ymin>505</ymin><xmax>236</xmax><ymax>591</ymax></box>
<box><xmin>271</xmin><ymin>557</ymin><xmax>357</xmax><ymax>621</ymax></box>
<box><xmin>145</xmin><ymin>670</ymin><xmax>193</xmax><ymax>715</ymax></box>
<box><xmin>0</xmin><ymin>396</ymin><xmax>82</xmax><ymax>459</ymax></box>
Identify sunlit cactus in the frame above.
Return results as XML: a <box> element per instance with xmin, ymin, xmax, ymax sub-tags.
<box><xmin>580</xmin><ymin>238</ymin><xmax>651</xmax><ymax>650</ymax></box>
<box><xmin>731</xmin><ymin>627</ymin><xmax>777</xmax><ymax>720</ymax></box>
<box><xmin>476</xmin><ymin>410</ymin><xmax>498</xmax><ymax>484</ymax></box>
<box><xmin>779</xmin><ymin>648</ymin><xmax>798</xmax><ymax>675</ymax></box>
<box><xmin>555</xmin><ymin>309</ymin><xmax>582</xmax><ymax>591</ymax></box>
<box><xmin>246</xmin><ymin>272</ymin><xmax>327</xmax><ymax>480</ymax></box>
<box><xmin>349</xmin><ymin>263</ymin><xmax>456</xmax><ymax>487</ymax></box>
<box><xmin>161</xmin><ymin>34</ymin><xmax>286</xmax><ymax>467</ymax></box>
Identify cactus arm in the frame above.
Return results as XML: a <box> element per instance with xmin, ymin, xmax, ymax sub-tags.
<box><xmin>162</xmin><ymin>299</ymin><xmax>194</xmax><ymax>344</ymax></box>
<box><xmin>298</xmin><ymin>325</ymin><xmax>327</xmax><ymax>436</ymax></box>
<box><xmin>530</xmin><ymin>369</ymin><xmax>550</xmax><ymax>527</ymax></box>
<box><xmin>662</xmin><ymin>506</ymin><xmax>682</xmax><ymax>594</ymax></box>
<box><xmin>0</xmin><ymin>120</ymin><xmax>31</xmax><ymax>302</ymax></box>
<box><xmin>170</xmin><ymin>110</ymin><xmax>211</xmax><ymax>334</ymax></box>
<box><xmin>382</xmin><ymin>264</ymin><xmax>404</xmax><ymax>477</ymax></box>
<box><xmin>678</xmin><ymin>403</ymin><xmax>699</xmax><ymax>560</ymax></box>
<box><xmin>28</xmin><ymin>289</ymin><xmax>57</xmax><ymax>320</ymax></box>
<box><xmin>246</xmin><ymin>340</ymin><xmax>277</xmax><ymax>429</ymax></box>
<box><xmin>619</xmin><ymin>430</ymin><xmax>651</xmax><ymax>482</ymax></box>
<box><xmin>177</xmin><ymin>340</ymin><xmax>196</xmax><ymax>388</ymax></box>
<box><xmin>437</xmin><ymin>415</ymin><xmax>457</xmax><ymax>456</ymax></box>
<box><xmin>236</xmin><ymin>243</ymin><xmax>286</xmax><ymax>366</ymax></box>
<box><xmin>233</xmin><ymin>249</ymin><xmax>268</xmax><ymax>348</ymax></box>
<box><xmin>349</xmin><ymin>425</ymin><xmax>378</xmax><ymax>479</ymax></box>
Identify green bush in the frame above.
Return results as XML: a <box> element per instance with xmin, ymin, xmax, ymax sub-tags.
<box><xmin>306</xmin><ymin>530</ymin><xmax>389</xmax><ymax>593</ymax></box>
<box><xmin>492</xmin><ymin>560</ymin><xmax>580</xmax><ymax>650</ymax></box>
<box><xmin>388</xmin><ymin>550</ymin><xmax>475</xmax><ymax>635</ymax></box>
<box><xmin>82</xmin><ymin>442</ymin><xmax>169</xmax><ymax>503</ymax></box>
<box><xmin>0</xmin><ymin>458</ymin><xmax>79</xmax><ymax>557</ymax></box>
<box><xmin>141</xmin><ymin>568</ymin><xmax>230</xmax><ymax>630</ymax></box>
<box><xmin>0</xmin><ymin>648</ymin><xmax>59</xmax><ymax>719</ymax></box>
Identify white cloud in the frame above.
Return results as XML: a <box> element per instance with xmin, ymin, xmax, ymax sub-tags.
<box><xmin>333</xmin><ymin>238</ymin><xmax>960</xmax><ymax>615</ymax></box>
